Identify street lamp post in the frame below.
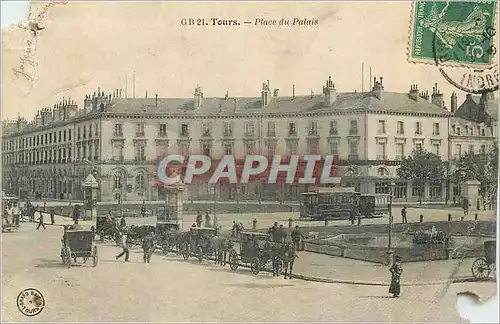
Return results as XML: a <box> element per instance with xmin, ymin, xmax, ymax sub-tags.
<box><xmin>387</xmin><ymin>181</ymin><xmax>396</xmax><ymax>265</ymax></box>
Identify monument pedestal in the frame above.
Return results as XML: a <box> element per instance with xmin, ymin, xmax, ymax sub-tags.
<box><xmin>462</xmin><ymin>180</ymin><xmax>481</xmax><ymax>211</ymax></box>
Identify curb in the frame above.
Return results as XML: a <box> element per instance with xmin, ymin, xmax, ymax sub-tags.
<box><xmin>227</xmin><ymin>260</ymin><xmax>489</xmax><ymax>286</ymax></box>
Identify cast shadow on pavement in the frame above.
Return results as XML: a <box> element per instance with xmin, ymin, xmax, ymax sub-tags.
<box><xmin>225</xmin><ymin>282</ymin><xmax>296</xmax><ymax>289</ymax></box>
<box><xmin>357</xmin><ymin>295</ymin><xmax>398</xmax><ymax>299</ymax></box>
<box><xmin>35</xmin><ymin>258</ymin><xmax>76</xmax><ymax>268</ymax></box>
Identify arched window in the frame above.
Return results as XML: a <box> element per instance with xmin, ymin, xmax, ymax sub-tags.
<box><xmin>113</xmin><ymin>172</ymin><xmax>122</xmax><ymax>189</ymax></box>
<box><xmin>99</xmin><ymin>103</ymin><xmax>105</xmax><ymax>111</ymax></box>
<box><xmin>135</xmin><ymin>174</ymin><xmax>145</xmax><ymax>190</ymax></box>
<box><xmin>377</xmin><ymin>167</ymin><xmax>389</xmax><ymax>177</ymax></box>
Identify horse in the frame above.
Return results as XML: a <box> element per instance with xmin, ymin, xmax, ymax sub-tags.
<box><xmin>270</xmin><ymin>242</ymin><xmax>297</xmax><ymax>279</ymax></box>
<box><xmin>281</xmin><ymin>242</ymin><xmax>298</xmax><ymax>279</ymax></box>
<box><xmin>212</xmin><ymin>236</ymin><xmax>234</xmax><ymax>266</ymax></box>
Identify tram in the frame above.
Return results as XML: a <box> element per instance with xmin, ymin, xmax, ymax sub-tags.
<box><xmin>299</xmin><ymin>187</ymin><xmax>389</xmax><ymax>221</ymax></box>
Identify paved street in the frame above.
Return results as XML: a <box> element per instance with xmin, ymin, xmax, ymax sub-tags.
<box><xmin>2</xmin><ymin>216</ymin><xmax>496</xmax><ymax>322</ymax></box>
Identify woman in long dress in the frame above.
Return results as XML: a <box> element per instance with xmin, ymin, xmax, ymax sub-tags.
<box><xmin>389</xmin><ymin>255</ymin><xmax>403</xmax><ymax>298</ymax></box>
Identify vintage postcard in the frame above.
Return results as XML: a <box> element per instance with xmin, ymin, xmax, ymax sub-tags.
<box><xmin>1</xmin><ymin>1</ymin><xmax>498</xmax><ymax>322</ymax></box>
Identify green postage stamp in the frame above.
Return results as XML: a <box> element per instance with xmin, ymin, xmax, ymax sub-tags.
<box><xmin>408</xmin><ymin>1</ymin><xmax>497</xmax><ymax>68</ymax></box>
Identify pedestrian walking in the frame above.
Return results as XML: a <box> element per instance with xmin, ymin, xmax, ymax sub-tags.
<box><xmin>36</xmin><ymin>210</ymin><xmax>46</xmax><ymax>230</ymax></box>
<box><xmin>401</xmin><ymin>206</ymin><xmax>407</xmax><ymax>224</ymax></box>
<box><xmin>389</xmin><ymin>255</ymin><xmax>403</xmax><ymax>298</ymax></box>
<box><xmin>142</xmin><ymin>231</ymin><xmax>156</xmax><ymax>263</ymax></box>
<box><xmin>50</xmin><ymin>208</ymin><xmax>55</xmax><ymax>225</ymax></box>
<box><xmin>115</xmin><ymin>231</ymin><xmax>130</xmax><ymax>262</ymax></box>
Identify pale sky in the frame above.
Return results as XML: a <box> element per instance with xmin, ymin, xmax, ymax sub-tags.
<box><xmin>1</xmin><ymin>1</ymin><xmax>497</xmax><ymax>123</ymax></box>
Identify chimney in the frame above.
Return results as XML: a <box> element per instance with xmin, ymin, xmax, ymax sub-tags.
<box><xmin>225</xmin><ymin>91</ymin><xmax>228</xmax><ymax>100</ymax></box>
<box><xmin>273</xmin><ymin>88</ymin><xmax>279</xmax><ymax>97</ymax></box>
<box><xmin>450</xmin><ymin>92</ymin><xmax>457</xmax><ymax>113</ymax></box>
<box><xmin>194</xmin><ymin>85</ymin><xmax>203</xmax><ymax>109</ymax></box>
<box><xmin>261</xmin><ymin>81</ymin><xmax>271</xmax><ymax>107</ymax></box>
<box><xmin>372</xmin><ymin>76</ymin><xmax>384</xmax><ymax>100</ymax></box>
<box><xmin>409</xmin><ymin>84</ymin><xmax>419</xmax><ymax>101</ymax></box>
<box><xmin>431</xmin><ymin>82</ymin><xmax>444</xmax><ymax>108</ymax></box>
<box><xmin>323</xmin><ymin>76</ymin><xmax>336</xmax><ymax>106</ymax></box>
<box><xmin>233</xmin><ymin>99</ymin><xmax>237</xmax><ymax>112</ymax></box>
<box><xmin>155</xmin><ymin>94</ymin><xmax>158</xmax><ymax>107</ymax></box>
<box><xmin>119</xmin><ymin>89</ymin><xmax>122</xmax><ymax>98</ymax></box>
<box><xmin>146</xmin><ymin>90</ymin><xmax>148</xmax><ymax>98</ymax></box>
<box><xmin>419</xmin><ymin>90</ymin><xmax>429</xmax><ymax>101</ymax></box>
<box><xmin>292</xmin><ymin>84</ymin><xmax>295</xmax><ymax>99</ymax></box>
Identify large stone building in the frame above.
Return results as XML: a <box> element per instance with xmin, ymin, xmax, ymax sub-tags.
<box><xmin>2</xmin><ymin>77</ymin><xmax>498</xmax><ymax>203</ymax></box>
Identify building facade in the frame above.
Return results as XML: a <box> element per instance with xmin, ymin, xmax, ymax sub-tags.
<box><xmin>2</xmin><ymin>78</ymin><xmax>498</xmax><ymax>203</ymax></box>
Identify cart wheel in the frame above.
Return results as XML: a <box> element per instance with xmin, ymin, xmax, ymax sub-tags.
<box><xmin>489</xmin><ymin>264</ymin><xmax>496</xmax><ymax>280</ymax></box>
<box><xmin>276</xmin><ymin>259</ymin><xmax>284</xmax><ymax>275</ymax></box>
<box><xmin>229</xmin><ymin>249</ymin><xmax>239</xmax><ymax>271</ymax></box>
<box><xmin>92</xmin><ymin>246</ymin><xmax>98</xmax><ymax>267</ymax></box>
<box><xmin>65</xmin><ymin>247</ymin><xmax>72</xmax><ymax>268</ymax></box>
<box><xmin>471</xmin><ymin>257</ymin><xmax>490</xmax><ymax>279</ymax></box>
<box><xmin>250</xmin><ymin>257</ymin><xmax>261</xmax><ymax>275</ymax></box>
<box><xmin>162</xmin><ymin>242</ymin><xmax>170</xmax><ymax>256</ymax></box>
<box><xmin>181</xmin><ymin>243</ymin><xmax>190</xmax><ymax>260</ymax></box>
<box><xmin>197</xmin><ymin>246</ymin><xmax>203</xmax><ymax>263</ymax></box>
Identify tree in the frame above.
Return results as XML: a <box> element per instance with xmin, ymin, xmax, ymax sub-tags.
<box><xmin>453</xmin><ymin>144</ymin><xmax>498</xmax><ymax>204</ymax></box>
<box><xmin>397</xmin><ymin>149</ymin><xmax>446</xmax><ymax>203</ymax></box>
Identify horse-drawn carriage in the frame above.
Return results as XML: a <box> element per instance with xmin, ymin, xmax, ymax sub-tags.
<box><xmin>179</xmin><ymin>227</ymin><xmax>218</xmax><ymax>262</ymax></box>
<box><xmin>228</xmin><ymin>231</ymin><xmax>297</xmax><ymax>278</ymax></box>
<box><xmin>60</xmin><ymin>227</ymin><xmax>98</xmax><ymax>268</ymax></box>
<box><xmin>471</xmin><ymin>240</ymin><xmax>496</xmax><ymax>280</ymax></box>
<box><xmin>124</xmin><ymin>224</ymin><xmax>156</xmax><ymax>247</ymax></box>
<box><xmin>156</xmin><ymin>222</ymin><xmax>183</xmax><ymax>255</ymax></box>
<box><xmin>91</xmin><ymin>215</ymin><xmax>119</xmax><ymax>242</ymax></box>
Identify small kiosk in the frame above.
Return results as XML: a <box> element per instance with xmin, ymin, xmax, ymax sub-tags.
<box><xmin>81</xmin><ymin>174</ymin><xmax>98</xmax><ymax>221</ymax></box>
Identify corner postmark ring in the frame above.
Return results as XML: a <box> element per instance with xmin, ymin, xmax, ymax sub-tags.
<box><xmin>430</xmin><ymin>2</ymin><xmax>498</xmax><ymax>94</ymax></box>
<box><xmin>16</xmin><ymin>288</ymin><xmax>46</xmax><ymax>317</ymax></box>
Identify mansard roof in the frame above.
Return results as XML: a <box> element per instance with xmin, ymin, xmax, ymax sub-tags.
<box><xmin>104</xmin><ymin>91</ymin><xmax>453</xmax><ymax>116</ymax></box>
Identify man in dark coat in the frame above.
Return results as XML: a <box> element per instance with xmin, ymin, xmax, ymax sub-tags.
<box><xmin>389</xmin><ymin>255</ymin><xmax>403</xmax><ymax>298</ymax></box>
<box><xmin>142</xmin><ymin>231</ymin><xmax>156</xmax><ymax>263</ymax></box>
<box><xmin>120</xmin><ymin>215</ymin><xmax>126</xmax><ymax>228</ymax></box>
<box><xmin>401</xmin><ymin>206</ymin><xmax>407</xmax><ymax>224</ymax></box>
<box><xmin>463</xmin><ymin>197</ymin><xmax>469</xmax><ymax>216</ymax></box>
<box><xmin>50</xmin><ymin>208</ymin><xmax>55</xmax><ymax>225</ymax></box>
<box><xmin>277</xmin><ymin>225</ymin><xmax>287</xmax><ymax>243</ymax></box>
<box><xmin>291</xmin><ymin>225</ymin><xmax>304</xmax><ymax>251</ymax></box>
<box><xmin>36</xmin><ymin>210</ymin><xmax>46</xmax><ymax>230</ymax></box>
<box><xmin>196</xmin><ymin>211</ymin><xmax>203</xmax><ymax>227</ymax></box>
<box><xmin>269</xmin><ymin>222</ymin><xmax>279</xmax><ymax>243</ymax></box>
